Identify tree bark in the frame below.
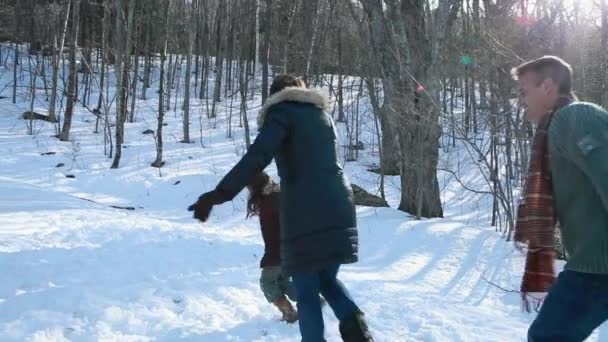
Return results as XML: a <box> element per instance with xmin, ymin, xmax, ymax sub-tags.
<box><xmin>12</xmin><ymin>42</ymin><xmax>18</xmax><ymax>104</ymax></box>
<box><xmin>260</xmin><ymin>0</ymin><xmax>271</xmax><ymax>103</ymax></box>
<box><xmin>357</xmin><ymin>0</ymin><xmax>461</xmax><ymax>218</ymax></box>
<box><xmin>152</xmin><ymin>0</ymin><xmax>171</xmax><ymax>168</ymax></box>
<box><xmin>336</xmin><ymin>29</ymin><xmax>345</xmax><ymax>123</ymax></box>
<box><xmin>129</xmin><ymin>50</ymin><xmax>139</xmax><ymax>122</ymax></box>
<box><xmin>95</xmin><ymin>0</ymin><xmax>109</xmax><ymax>134</ymax></box>
<box><xmin>50</xmin><ymin>0</ymin><xmax>72</xmax><ymax>125</ymax></box>
<box><xmin>239</xmin><ymin>59</ymin><xmax>251</xmax><ymax>148</ymax></box>
<box><xmin>210</xmin><ymin>0</ymin><xmax>225</xmax><ymax>118</ymax></box>
<box><xmin>141</xmin><ymin>21</ymin><xmax>151</xmax><ymax>100</ymax></box>
<box><xmin>602</xmin><ymin>0</ymin><xmax>608</xmax><ymax>107</ymax></box>
<box><xmin>303</xmin><ymin>0</ymin><xmax>321</xmax><ymax>81</ymax></box>
<box><xmin>111</xmin><ymin>0</ymin><xmax>135</xmax><ymax>168</ymax></box>
<box><xmin>59</xmin><ymin>0</ymin><xmax>80</xmax><ymax>142</ymax></box>
<box><xmin>182</xmin><ymin>0</ymin><xmax>197</xmax><ymax>143</ymax></box>
<box><xmin>282</xmin><ymin>1</ymin><xmax>298</xmax><ymax>73</ymax></box>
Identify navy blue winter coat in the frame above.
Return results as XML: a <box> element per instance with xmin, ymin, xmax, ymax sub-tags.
<box><xmin>216</xmin><ymin>87</ymin><xmax>358</xmax><ymax>274</ymax></box>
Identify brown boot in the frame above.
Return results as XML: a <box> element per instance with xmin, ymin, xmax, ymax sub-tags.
<box><xmin>273</xmin><ymin>295</ymin><xmax>298</xmax><ymax>323</ymax></box>
<box><xmin>339</xmin><ymin>310</ymin><xmax>374</xmax><ymax>342</ymax></box>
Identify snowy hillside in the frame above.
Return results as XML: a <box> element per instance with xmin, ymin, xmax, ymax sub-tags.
<box><xmin>0</xmin><ymin>46</ymin><xmax>606</xmax><ymax>341</ymax></box>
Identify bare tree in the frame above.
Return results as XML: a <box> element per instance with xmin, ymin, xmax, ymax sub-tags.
<box><xmin>260</xmin><ymin>0</ymin><xmax>271</xmax><ymax>103</ymax></box>
<box><xmin>182</xmin><ymin>0</ymin><xmax>197</xmax><ymax>143</ymax></box>
<box><xmin>152</xmin><ymin>0</ymin><xmax>171</xmax><ymax>168</ymax></box>
<box><xmin>354</xmin><ymin>0</ymin><xmax>462</xmax><ymax>218</ymax></box>
<box><xmin>602</xmin><ymin>0</ymin><xmax>608</xmax><ymax>107</ymax></box>
<box><xmin>210</xmin><ymin>0</ymin><xmax>225</xmax><ymax>118</ymax></box>
<box><xmin>12</xmin><ymin>1</ymin><xmax>21</xmax><ymax>105</ymax></box>
<box><xmin>129</xmin><ymin>12</ymin><xmax>140</xmax><ymax>124</ymax></box>
<box><xmin>304</xmin><ymin>0</ymin><xmax>322</xmax><ymax>81</ymax></box>
<box><xmin>26</xmin><ymin>55</ymin><xmax>39</xmax><ymax>135</ymax></box>
<box><xmin>49</xmin><ymin>0</ymin><xmax>71</xmax><ymax>127</ymax></box>
<box><xmin>111</xmin><ymin>0</ymin><xmax>135</xmax><ymax>168</ymax></box>
<box><xmin>59</xmin><ymin>0</ymin><xmax>80</xmax><ymax>142</ymax></box>
<box><xmin>95</xmin><ymin>0</ymin><xmax>108</xmax><ymax>133</ymax></box>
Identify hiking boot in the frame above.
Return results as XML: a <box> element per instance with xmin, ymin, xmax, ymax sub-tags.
<box><xmin>273</xmin><ymin>295</ymin><xmax>298</xmax><ymax>323</ymax></box>
<box><xmin>339</xmin><ymin>310</ymin><xmax>373</xmax><ymax>342</ymax></box>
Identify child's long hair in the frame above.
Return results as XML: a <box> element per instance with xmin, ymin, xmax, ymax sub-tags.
<box><xmin>246</xmin><ymin>172</ymin><xmax>272</xmax><ymax>218</ymax></box>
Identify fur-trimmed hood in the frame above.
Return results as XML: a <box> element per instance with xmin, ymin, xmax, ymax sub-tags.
<box><xmin>257</xmin><ymin>87</ymin><xmax>329</xmax><ymax>127</ymax></box>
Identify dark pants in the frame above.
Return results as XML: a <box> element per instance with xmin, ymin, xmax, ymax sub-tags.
<box><xmin>528</xmin><ymin>270</ymin><xmax>608</xmax><ymax>341</ymax></box>
<box><xmin>292</xmin><ymin>264</ymin><xmax>359</xmax><ymax>342</ymax></box>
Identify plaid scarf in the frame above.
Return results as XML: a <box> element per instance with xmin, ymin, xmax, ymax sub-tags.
<box><xmin>514</xmin><ymin>96</ymin><xmax>573</xmax><ymax>312</ymax></box>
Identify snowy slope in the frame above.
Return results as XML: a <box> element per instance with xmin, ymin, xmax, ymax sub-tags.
<box><xmin>0</xmin><ymin>46</ymin><xmax>606</xmax><ymax>341</ymax></box>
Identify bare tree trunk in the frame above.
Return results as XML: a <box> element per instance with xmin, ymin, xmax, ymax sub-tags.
<box><xmin>345</xmin><ymin>1</ymin><xmax>401</xmax><ymax>176</ymax></box>
<box><xmin>254</xmin><ymin>0</ymin><xmax>260</xmax><ymax>67</ymax></box>
<box><xmin>356</xmin><ymin>0</ymin><xmax>461</xmax><ymax>218</ymax></box>
<box><xmin>12</xmin><ymin>42</ymin><xmax>18</xmax><ymax>104</ymax></box>
<box><xmin>304</xmin><ymin>0</ymin><xmax>322</xmax><ymax>81</ymax></box>
<box><xmin>336</xmin><ymin>29</ymin><xmax>345</xmax><ymax>123</ymax></box>
<box><xmin>111</xmin><ymin>0</ymin><xmax>135</xmax><ymax>168</ymax></box>
<box><xmin>211</xmin><ymin>0</ymin><xmax>225</xmax><ymax>118</ymax></box>
<box><xmin>464</xmin><ymin>76</ymin><xmax>471</xmax><ymax>136</ymax></box>
<box><xmin>224</xmin><ymin>4</ymin><xmax>235</xmax><ymax>95</ymax></box>
<box><xmin>193</xmin><ymin>3</ymin><xmax>202</xmax><ymax>95</ymax></box>
<box><xmin>367</xmin><ymin>79</ymin><xmax>386</xmax><ymax>200</ymax></box>
<box><xmin>194</xmin><ymin>54</ymin><xmax>200</xmax><ymax>95</ymax></box>
<box><xmin>95</xmin><ymin>0</ymin><xmax>109</xmax><ymax>134</ymax></box>
<box><xmin>173</xmin><ymin>56</ymin><xmax>182</xmax><ymax>113</ymax></box>
<box><xmin>141</xmin><ymin>25</ymin><xmax>151</xmax><ymax>100</ymax></box>
<box><xmin>27</xmin><ymin>56</ymin><xmax>39</xmax><ymax>135</ymax></box>
<box><xmin>199</xmin><ymin>3</ymin><xmax>210</xmax><ymax>100</ymax></box>
<box><xmin>182</xmin><ymin>0</ymin><xmax>197</xmax><ymax>143</ymax></box>
<box><xmin>449</xmin><ymin>78</ymin><xmax>456</xmax><ymax>147</ymax></box>
<box><xmin>282</xmin><ymin>1</ymin><xmax>298</xmax><ymax>73</ymax></box>
<box><xmin>166</xmin><ymin>53</ymin><xmax>174</xmax><ymax>110</ymax></box>
<box><xmin>355</xmin><ymin>79</ymin><xmax>362</xmax><ymax>160</ymax></box>
<box><xmin>337</xmin><ymin>75</ymin><xmax>345</xmax><ymax>122</ymax></box>
<box><xmin>152</xmin><ymin>0</ymin><xmax>171</xmax><ymax>168</ymax></box>
<box><xmin>488</xmin><ymin>66</ymin><xmax>499</xmax><ymax>226</ymax></box>
<box><xmin>129</xmin><ymin>51</ymin><xmax>139</xmax><ymax>122</ymax></box>
<box><xmin>59</xmin><ymin>0</ymin><xmax>80</xmax><ymax>141</ymax></box>
<box><xmin>95</xmin><ymin>53</ymin><xmax>105</xmax><ymax>134</ymax></box>
<box><xmin>261</xmin><ymin>0</ymin><xmax>271</xmax><ymax>103</ymax></box>
<box><xmin>376</xmin><ymin>108</ymin><xmax>401</xmax><ymax>176</ymax></box>
<box><xmin>239</xmin><ymin>59</ymin><xmax>251</xmax><ymax>148</ymax></box>
<box><xmin>602</xmin><ymin>0</ymin><xmax>608</xmax><ymax>107</ymax></box>
<box><xmin>49</xmin><ymin>0</ymin><xmax>71</xmax><ymax>126</ymax></box>
<box><xmin>12</xmin><ymin>1</ymin><xmax>22</xmax><ymax>105</ymax></box>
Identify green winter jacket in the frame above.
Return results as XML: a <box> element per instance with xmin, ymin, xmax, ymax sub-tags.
<box><xmin>548</xmin><ymin>102</ymin><xmax>608</xmax><ymax>274</ymax></box>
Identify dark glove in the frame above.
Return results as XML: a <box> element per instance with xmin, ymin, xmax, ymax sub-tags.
<box><xmin>187</xmin><ymin>189</ymin><xmax>227</xmax><ymax>222</ymax></box>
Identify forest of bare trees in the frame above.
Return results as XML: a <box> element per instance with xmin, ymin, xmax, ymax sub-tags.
<box><xmin>1</xmin><ymin>0</ymin><xmax>607</xmax><ymax>240</ymax></box>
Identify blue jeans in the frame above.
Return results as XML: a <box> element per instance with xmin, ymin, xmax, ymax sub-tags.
<box><xmin>292</xmin><ymin>264</ymin><xmax>359</xmax><ymax>342</ymax></box>
<box><xmin>528</xmin><ymin>270</ymin><xmax>608</xmax><ymax>341</ymax></box>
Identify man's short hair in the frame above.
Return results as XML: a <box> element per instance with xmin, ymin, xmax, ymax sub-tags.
<box><xmin>511</xmin><ymin>56</ymin><xmax>573</xmax><ymax>95</ymax></box>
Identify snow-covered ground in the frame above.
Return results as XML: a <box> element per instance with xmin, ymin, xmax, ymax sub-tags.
<box><xmin>0</xmin><ymin>46</ymin><xmax>606</xmax><ymax>341</ymax></box>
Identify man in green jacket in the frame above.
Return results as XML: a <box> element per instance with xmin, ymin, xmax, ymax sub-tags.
<box><xmin>513</xmin><ymin>56</ymin><xmax>608</xmax><ymax>341</ymax></box>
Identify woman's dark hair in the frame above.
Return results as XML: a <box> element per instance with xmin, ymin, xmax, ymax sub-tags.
<box><xmin>246</xmin><ymin>172</ymin><xmax>271</xmax><ymax>218</ymax></box>
<box><xmin>269</xmin><ymin>74</ymin><xmax>306</xmax><ymax>96</ymax></box>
